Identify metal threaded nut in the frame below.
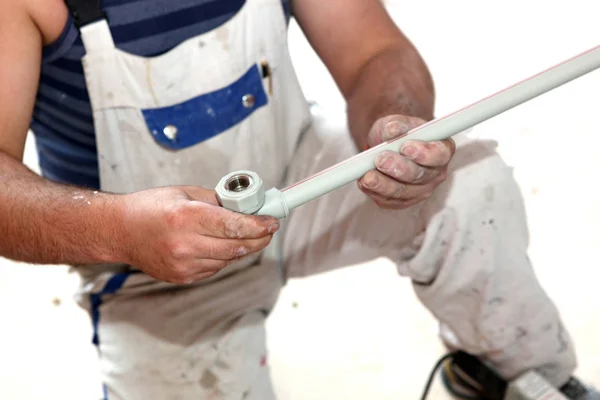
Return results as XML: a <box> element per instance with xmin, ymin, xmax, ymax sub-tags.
<box><xmin>215</xmin><ymin>170</ymin><xmax>265</xmax><ymax>214</ymax></box>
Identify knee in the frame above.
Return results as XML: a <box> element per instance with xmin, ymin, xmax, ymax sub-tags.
<box><xmin>430</xmin><ymin>138</ymin><xmax>526</xmax><ymax>216</ymax></box>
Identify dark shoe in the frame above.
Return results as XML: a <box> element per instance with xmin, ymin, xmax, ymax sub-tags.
<box><xmin>437</xmin><ymin>351</ymin><xmax>600</xmax><ymax>400</ymax></box>
<box><xmin>559</xmin><ymin>377</ymin><xmax>600</xmax><ymax>400</ymax></box>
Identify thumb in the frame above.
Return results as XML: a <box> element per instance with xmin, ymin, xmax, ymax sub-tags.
<box><xmin>180</xmin><ymin>186</ymin><xmax>221</xmax><ymax>206</ymax></box>
<box><xmin>366</xmin><ymin>115</ymin><xmax>427</xmax><ymax>149</ymax></box>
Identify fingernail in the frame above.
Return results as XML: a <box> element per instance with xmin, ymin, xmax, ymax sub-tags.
<box><xmin>401</xmin><ymin>146</ymin><xmax>418</xmax><ymax>159</ymax></box>
<box><xmin>383</xmin><ymin>121</ymin><xmax>406</xmax><ymax>141</ymax></box>
<box><xmin>377</xmin><ymin>154</ymin><xmax>394</xmax><ymax>171</ymax></box>
<box><xmin>363</xmin><ymin>173</ymin><xmax>378</xmax><ymax>189</ymax></box>
<box><xmin>268</xmin><ymin>222</ymin><xmax>280</xmax><ymax>234</ymax></box>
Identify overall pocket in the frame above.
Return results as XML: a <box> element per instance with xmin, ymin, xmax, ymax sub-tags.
<box><xmin>141</xmin><ymin>63</ymin><xmax>269</xmax><ymax>151</ymax></box>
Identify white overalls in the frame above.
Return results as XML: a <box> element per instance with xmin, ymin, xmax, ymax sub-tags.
<box><xmin>70</xmin><ymin>1</ymin><xmax>578</xmax><ymax>399</ymax></box>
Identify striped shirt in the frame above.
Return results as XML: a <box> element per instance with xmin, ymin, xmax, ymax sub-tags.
<box><xmin>32</xmin><ymin>0</ymin><xmax>291</xmax><ymax>189</ymax></box>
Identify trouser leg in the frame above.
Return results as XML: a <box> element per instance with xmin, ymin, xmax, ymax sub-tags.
<box><xmin>74</xmin><ymin>259</ymin><xmax>282</xmax><ymax>400</ymax></box>
<box><xmin>281</xmin><ymin>106</ymin><xmax>577</xmax><ymax>386</ymax></box>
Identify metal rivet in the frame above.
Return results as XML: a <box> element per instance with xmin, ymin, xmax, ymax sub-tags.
<box><xmin>163</xmin><ymin>125</ymin><xmax>178</xmax><ymax>140</ymax></box>
<box><xmin>242</xmin><ymin>94</ymin><xmax>255</xmax><ymax>108</ymax></box>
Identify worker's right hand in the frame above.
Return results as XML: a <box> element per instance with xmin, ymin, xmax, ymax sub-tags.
<box><xmin>117</xmin><ymin>186</ymin><xmax>280</xmax><ymax>284</ymax></box>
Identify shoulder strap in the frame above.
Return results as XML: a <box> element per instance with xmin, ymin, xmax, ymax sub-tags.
<box><xmin>64</xmin><ymin>0</ymin><xmax>107</xmax><ymax>29</ymax></box>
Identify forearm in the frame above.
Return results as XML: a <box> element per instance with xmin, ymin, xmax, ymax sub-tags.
<box><xmin>0</xmin><ymin>151</ymin><xmax>126</xmax><ymax>265</ymax></box>
<box><xmin>346</xmin><ymin>46</ymin><xmax>435</xmax><ymax>150</ymax></box>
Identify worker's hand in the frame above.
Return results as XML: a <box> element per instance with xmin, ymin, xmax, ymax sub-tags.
<box><xmin>118</xmin><ymin>186</ymin><xmax>279</xmax><ymax>284</ymax></box>
<box><xmin>358</xmin><ymin>115</ymin><xmax>455</xmax><ymax>209</ymax></box>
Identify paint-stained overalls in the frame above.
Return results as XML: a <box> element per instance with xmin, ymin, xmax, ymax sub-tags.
<box><xmin>64</xmin><ymin>0</ymin><xmax>578</xmax><ymax>398</ymax></box>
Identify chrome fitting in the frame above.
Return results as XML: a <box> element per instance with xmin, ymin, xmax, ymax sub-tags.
<box><xmin>215</xmin><ymin>170</ymin><xmax>265</xmax><ymax>214</ymax></box>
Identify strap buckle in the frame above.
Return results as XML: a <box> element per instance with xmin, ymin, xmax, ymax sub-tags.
<box><xmin>64</xmin><ymin>0</ymin><xmax>107</xmax><ymax>29</ymax></box>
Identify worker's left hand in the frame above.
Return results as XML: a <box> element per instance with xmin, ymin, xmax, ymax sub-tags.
<box><xmin>358</xmin><ymin>115</ymin><xmax>455</xmax><ymax>209</ymax></box>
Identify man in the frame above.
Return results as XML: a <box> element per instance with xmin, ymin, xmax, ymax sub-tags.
<box><xmin>0</xmin><ymin>0</ymin><xmax>596</xmax><ymax>399</ymax></box>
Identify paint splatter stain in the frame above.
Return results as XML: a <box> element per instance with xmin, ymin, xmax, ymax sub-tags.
<box><xmin>516</xmin><ymin>327</ymin><xmax>528</xmax><ymax>339</ymax></box>
<box><xmin>557</xmin><ymin>323</ymin><xmax>568</xmax><ymax>353</ymax></box>
<box><xmin>488</xmin><ymin>297</ymin><xmax>504</xmax><ymax>306</ymax></box>
<box><xmin>260</xmin><ymin>355</ymin><xmax>267</xmax><ymax>367</ymax></box>
<box><xmin>199</xmin><ymin>370</ymin><xmax>218</xmax><ymax>389</ymax></box>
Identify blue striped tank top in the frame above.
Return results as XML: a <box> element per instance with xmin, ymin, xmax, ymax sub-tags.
<box><xmin>32</xmin><ymin>0</ymin><xmax>291</xmax><ymax>189</ymax></box>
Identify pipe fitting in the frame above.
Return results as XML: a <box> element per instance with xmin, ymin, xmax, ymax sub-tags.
<box><xmin>215</xmin><ymin>170</ymin><xmax>265</xmax><ymax>214</ymax></box>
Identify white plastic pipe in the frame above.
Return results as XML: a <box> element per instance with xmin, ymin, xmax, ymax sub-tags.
<box><xmin>253</xmin><ymin>44</ymin><xmax>600</xmax><ymax>218</ymax></box>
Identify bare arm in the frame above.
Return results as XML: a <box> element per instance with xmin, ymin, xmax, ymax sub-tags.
<box><xmin>0</xmin><ymin>1</ymin><xmax>278</xmax><ymax>284</ymax></box>
<box><xmin>0</xmin><ymin>1</ymin><xmax>126</xmax><ymax>264</ymax></box>
<box><xmin>293</xmin><ymin>0</ymin><xmax>455</xmax><ymax>210</ymax></box>
<box><xmin>292</xmin><ymin>0</ymin><xmax>435</xmax><ymax>150</ymax></box>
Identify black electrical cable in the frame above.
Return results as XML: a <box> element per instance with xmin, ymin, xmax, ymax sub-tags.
<box><xmin>420</xmin><ymin>352</ymin><xmax>458</xmax><ymax>400</ymax></box>
<box><xmin>440</xmin><ymin>364</ymin><xmax>484</xmax><ymax>400</ymax></box>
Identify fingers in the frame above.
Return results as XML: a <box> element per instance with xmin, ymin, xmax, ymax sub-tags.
<box><xmin>362</xmin><ymin>186</ymin><xmax>430</xmax><ymax>210</ymax></box>
<box><xmin>359</xmin><ymin>170</ymin><xmax>439</xmax><ymax>204</ymax></box>
<box><xmin>400</xmin><ymin>139</ymin><xmax>455</xmax><ymax>167</ymax></box>
<box><xmin>168</xmin><ymin>260</ymin><xmax>230</xmax><ymax>284</ymax></box>
<box><xmin>200</xmin><ymin>235</ymin><xmax>274</xmax><ymax>261</ymax></box>
<box><xmin>374</xmin><ymin>151</ymin><xmax>443</xmax><ymax>184</ymax></box>
<box><xmin>170</xmin><ymin>235</ymin><xmax>273</xmax><ymax>263</ymax></box>
<box><xmin>188</xmin><ymin>202</ymin><xmax>280</xmax><ymax>239</ymax></box>
<box><xmin>366</xmin><ymin>115</ymin><xmax>427</xmax><ymax>148</ymax></box>
<box><xmin>371</xmin><ymin>149</ymin><xmax>449</xmax><ymax>186</ymax></box>
<box><xmin>164</xmin><ymin>236</ymin><xmax>274</xmax><ymax>284</ymax></box>
<box><xmin>187</xmin><ymin>259</ymin><xmax>233</xmax><ymax>282</ymax></box>
<box><xmin>187</xmin><ymin>270</ymin><xmax>219</xmax><ymax>282</ymax></box>
<box><xmin>194</xmin><ymin>258</ymin><xmax>232</xmax><ymax>270</ymax></box>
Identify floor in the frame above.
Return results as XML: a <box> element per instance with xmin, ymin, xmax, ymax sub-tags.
<box><xmin>0</xmin><ymin>1</ymin><xmax>599</xmax><ymax>399</ymax></box>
